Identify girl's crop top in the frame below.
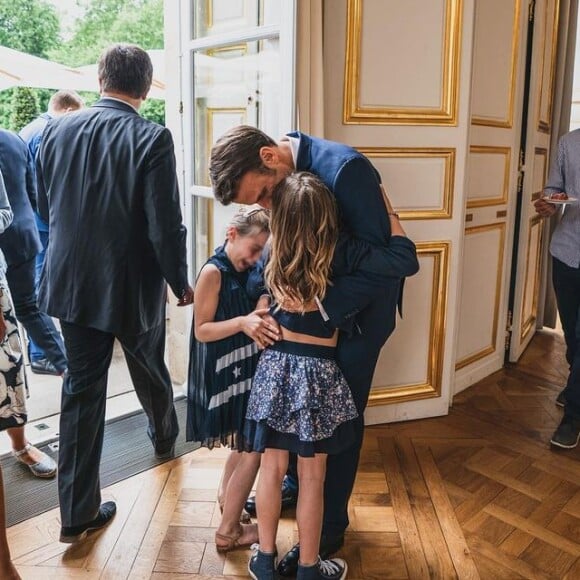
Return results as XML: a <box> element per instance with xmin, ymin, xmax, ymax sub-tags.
<box><xmin>269</xmin><ymin>305</ymin><xmax>335</xmax><ymax>339</ymax></box>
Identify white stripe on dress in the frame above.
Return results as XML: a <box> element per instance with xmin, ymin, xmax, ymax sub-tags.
<box><xmin>215</xmin><ymin>343</ymin><xmax>258</xmax><ymax>374</ymax></box>
<box><xmin>208</xmin><ymin>378</ymin><xmax>253</xmax><ymax>410</ymax></box>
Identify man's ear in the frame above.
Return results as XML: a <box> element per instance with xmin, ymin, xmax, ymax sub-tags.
<box><xmin>259</xmin><ymin>146</ymin><xmax>278</xmax><ymax>169</ymax></box>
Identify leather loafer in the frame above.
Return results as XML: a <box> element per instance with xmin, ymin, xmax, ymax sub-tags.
<box><xmin>59</xmin><ymin>501</ymin><xmax>117</xmax><ymax>543</ymax></box>
<box><xmin>277</xmin><ymin>535</ymin><xmax>345</xmax><ymax>577</ymax></box>
<box><xmin>245</xmin><ymin>477</ymin><xmax>298</xmax><ymax>516</ymax></box>
<box><xmin>146</xmin><ymin>426</ymin><xmax>176</xmax><ymax>459</ymax></box>
<box><xmin>30</xmin><ymin>358</ymin><xmax>62</xmax><ymax>376</ymax></box>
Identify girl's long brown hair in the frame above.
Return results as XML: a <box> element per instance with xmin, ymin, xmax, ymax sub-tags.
<box><xmin>265</xmin><ymin>172</ymin><xmax>339</xmax><ymax>311</ymax></box>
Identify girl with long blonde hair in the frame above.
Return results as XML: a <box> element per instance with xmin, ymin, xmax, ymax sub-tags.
<box><xmin>245</xmin><ymin>172</ymin><xmax>356</xmax><ymax>580</ymax></box>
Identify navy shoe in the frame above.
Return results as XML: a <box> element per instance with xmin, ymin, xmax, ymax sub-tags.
<box><xmin>556</xmin><ymin>389</ymin><xmax>567</xmax><ymax>408</ymax></box>
<box><xmin>30</xmin><ymin>358</ymin><xmax>61</xmax><ymax>376</ymax></box>
<box><xmin>278</xmin><ymin>536</ymin><xmax>344</xmax><ymax>577</ymax></box>
<box><xmin>245</xmin><ymin>476</ymin><xmax>298</xmax><ymax>516</ymax></box>
<box><xmin>550</xmin><ymin>416</ymin><xmax>580</xmax><ymax>449</ymax></box>
<box><xmin>249</xmin><ymin>545</ymin><xmax>278</xmax><ymax>580</ymax></box>
<box><xmin>59</xmin><ymin>501</ymin><xmax>117</xmax><ymax>543</ymax></box>
<box><xmin>297</xmin><ymin>557</ymin><xmax>348</xmax><ymax>580</ymax></box>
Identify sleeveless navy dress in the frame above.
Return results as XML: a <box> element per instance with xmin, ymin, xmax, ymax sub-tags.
<box><xmin>186</xmin><ymin>246</ymin><xmax>260</xmax><ymax>451</ymax></box>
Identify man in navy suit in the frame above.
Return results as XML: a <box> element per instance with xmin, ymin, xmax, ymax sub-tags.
<box><xmin>209</xmin><ymin>125</ymin><xmax>419</xmax><ymax>575</ymax></box>
<box><xmin>0</xmin><ymin>128</ymin><xmax>65</xmax><ymax>479</ymax></box>
<box><xmin>37</xmin><ymin>44</ymin><xmax>193</xmax><ymax>543</ymax></box>
<box><xmin>19</xmin><ymin>90</ymin><xmax>84</xmax><ymax>374</ymax></box>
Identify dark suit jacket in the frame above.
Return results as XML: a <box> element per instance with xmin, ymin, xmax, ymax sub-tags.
<box><xmin>0</xmin><ymin>129</ymin><xmax>42</xmax><ymax>267</ymax></box>
<box><xmin>250</xmin><ymin>132</ymin><xmax>419</xmax><ymax>338</ymax></box>
<box><xmin>291</xmin><ymin>132</ymin><xmax>419</xmax><ymax>336</ymax></box>
<box><xmin>36</xmin><ymin>98</ymin><xmax>188</xmax><ymax>335</ymax></box>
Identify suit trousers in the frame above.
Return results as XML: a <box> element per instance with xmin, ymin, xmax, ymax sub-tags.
<box><xmin>58</xmin><ymin>320</ymin><xmax>179</xmax><ymax>527</ymax></box>
<box><xmin>6</xmin><ymin>257</ymin><xmax>67</xmax><ymax>371</ymax></box>
<box><xmin>552</xmin><ymin>257</ymin><xmax>580</xmax><ymax>421</ymax></box>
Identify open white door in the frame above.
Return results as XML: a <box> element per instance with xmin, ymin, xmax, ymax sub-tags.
<box><xmin>324</xmin><ymin>0</ymin><xmax>475</xmax><ymax>423</ymax></box>
<box><xmin>510</xmin><ymin>0</ymin><xmax>560</xmax><ymax>361</ymax></box>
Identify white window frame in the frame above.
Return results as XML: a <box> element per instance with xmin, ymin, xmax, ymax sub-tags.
<box><xmin>178</xmin><ymin>0</ymin><xmax>297</xmax><ymax>280</ymax></box>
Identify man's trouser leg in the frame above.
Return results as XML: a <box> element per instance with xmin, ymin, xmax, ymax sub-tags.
<box><xmin>552</xmin><ymin>257</ymin><xmax>580</xmax><ymax>421</ymax></box>
<box><xmin>117</xmin><ymin>324</ymin><xmax>178</xmax><ymax>451</ymax></box>
<box><xmin>6</xmin><ymin>257</ymin><xmax>67</xmax><ymax>371</ymax></box>
<box><xmin>322</xmin><ymin>295</ymin><xmax>396</xmax><ymax>539</ymax></box>
<box><xmin>58</xmin><ymin>322</ymin><xmax>114</xmax><ymax>527</ymax></box>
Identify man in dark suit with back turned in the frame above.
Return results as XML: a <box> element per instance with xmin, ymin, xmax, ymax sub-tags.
<box><xmin>37</xmin><ymin>44</ymin><xmax>194</xmax><ymax>543</ymax></box>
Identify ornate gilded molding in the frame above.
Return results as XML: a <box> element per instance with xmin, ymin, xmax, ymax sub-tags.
<box><xmin>467</xmin><ymin>146</ymin><xmax>511</xmax><ymax>208</ymax></box>
<box><xmin>537</xmin><ymin>0</ymin><xmax>560</xmax><ymax>133</ymax></box>
<box><xmin>368</xmin><ymin>241</ymin><xmax>450</xmax><ymax>406</ymax></box>
<box><xmin>455</xmin><ymin>223</ymin><xmax>506</xmax><ymax>369</ymax></box>
<box><xmin>520</xmin><ymin>215</ymin><xmax>544</xmax><ymax>340</ymax></box>
<box><xmin>472</xmin><ymin>0</ymin><xmax>521</xmax><ymax>128</ymax></box>
<box><xmin>532</xmin><ymin>147</ymin><xmax>548</xmax><ymax>200</ymax></box>
<box><xmin>357</xmin><ymin>147</ymin><xmax>456</xmax><ymax>219</ymax></box>
<box><xmin>343</xmin><ymin>0</ymin><xmax>462</xmax><ymax>125</ymax></box>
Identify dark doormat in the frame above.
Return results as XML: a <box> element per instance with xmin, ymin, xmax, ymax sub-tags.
<box><xmin>2</xmin><ymin>397</ymin><xmax>199</xmax><ymax>527</ymax></box>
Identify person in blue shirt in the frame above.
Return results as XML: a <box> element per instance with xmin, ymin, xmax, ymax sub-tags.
<box><xmin>534</xmin><ymin>129</ymin><xmax>580</xmax><ymax>450</ymax></box>
<box><xmin>18</xmin><ymin>90</ymin><xmax>83</xmax><ymax>375</ymax></box>
<box><xmin>210</xmin><ymin>125</ymin><xmax>419</xmax><ymax>576</ymax></box>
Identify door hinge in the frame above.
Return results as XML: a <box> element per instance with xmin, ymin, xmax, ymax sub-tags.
<box><xmin>505</xmin><ymin>310</ymin><xmax>513</xmax><ymax>351</ymax></box>
<box><xmin>179</xmin><ymin>101</ymin><xmax>184</xmax><ymax>114</ymax></box>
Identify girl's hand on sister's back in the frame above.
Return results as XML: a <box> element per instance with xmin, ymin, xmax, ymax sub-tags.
<box><xmin>241</xmin><ymin>308</ymin><xmax>281</xmax><ymax>349</ymax></box>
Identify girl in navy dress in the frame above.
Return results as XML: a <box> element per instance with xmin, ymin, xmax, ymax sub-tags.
<box><xmin>187</xmin><ymin>208</ymin><xmax>279</xmax><ymax>552</ymax></box>
<box><xmin>246</xmin><ymin>173</ymin><xmax>357</xmax><ymax>580</ymax></box>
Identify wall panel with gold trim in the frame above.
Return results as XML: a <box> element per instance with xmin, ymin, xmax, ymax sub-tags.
<box><xmin>537</xmin><ymin>0</ymin><xmax>560</xmax><ymax>133</ymax></box>
<box><xmin>455</xmin><ymin>224</ymin><xmax>506</xmax><ymax>369</ymax></box>
<box><xmin>520</xmin><ymin>216</ymin><xmax>544</xmax><ymax>341</ymax></box>
<box><xmin>343</xmin><ymin>0</ymin><xmax>462</xmax><ymax>125</ymax></box>
<box><xmin>357</xmin><ymin>148</ymin><xmax>455</xmax><ymax>219</ymax></box>
<box><xmin>471</xmin><ymin>0</ymin><xmax>521</xmax><ymax>127</ymax></box>
<box><xmin>467</xmin><ymin>146</ymin><xmax>511</xmax><ymax>208</ymax></box>
<box><xmin>369</xmin><ymin>242</ymin><xmax>449</xmax><ymax>405</ymax></box>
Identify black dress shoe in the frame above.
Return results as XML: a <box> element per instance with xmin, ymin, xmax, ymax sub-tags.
<box><xmin>245</xmin><ymin>476</ymin><xmax>298</xmax><ymax>516</ymax></box>
<box><xmin>59</xmin><ymin>501</ymin><xmax>117</xmax><ymax>543</ymax></box>
<box><xmin>146</xmin><ymin>426</ymin><xmax>176</xmax><ymax>459</ymax></box>
<box><xmin>30</xmin><ymin>358</ymin><xmax>61</xmax><ymax>376</ymax></box>
<box><xmin>277</xmin><ymin>535</ymin><xmax>345</xmax><ymax>577</ymax></box>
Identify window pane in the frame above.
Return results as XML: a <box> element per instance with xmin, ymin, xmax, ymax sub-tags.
<box><xmin>192</xmin><ymin>38</ymin><xmax>281</xmax><ymax>188</ymax></box>
<box><xmin>191</xmin><ymin>0</ymin><xmax>280</xmax><ymax>39</ymax></box>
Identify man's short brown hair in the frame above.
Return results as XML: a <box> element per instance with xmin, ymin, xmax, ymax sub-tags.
<box><xmin>98</xmin><ymin>44</ymin><xmax>153</xmax><ymax>99</ymax></box>
<box><xmin>209</xmin><ymin>125</ymin><xmax>277</xmax><ymax>205</ymax></box>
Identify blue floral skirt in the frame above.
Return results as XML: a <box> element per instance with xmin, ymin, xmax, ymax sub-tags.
<box><xmin>244</xmin><ymin>341</ymin><xmax>358</xmax><ymax>457</ymax></box>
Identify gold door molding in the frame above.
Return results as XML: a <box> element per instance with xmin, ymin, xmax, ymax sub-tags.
<box><xmin>455</xmin><ymin>223</ymin><xmax>506</xmax><ymax>370</ymax></box>
<box><xmin>520</xmin><ymin>216</ymin><xmax>544</xmax><ymax>340</ymax></box>
<box><xmin>343</xmin><ymin>0</ymin><xmax>462</xmax><ymax>125</ymax></box>
<box><xmin>537</xmin><ymin>0</ymin><xmax>560</xmax><ymax>133</ymax></box>
<box><xmin>531</xmin><ymin>147</ymin><xmax>548</xmax><ymax>201</ymax></box>
<box><xmin>471</xmin><ymin>0</ymin><xmax>521</xmax><ymax>128</ymax></box>
<box><xmin>357</xmin><ymin>147</ymin><xmax>455</xmax><ymax>219</ymax></box>
<box><xmin>368</xmin><ymin>241</ymin><xmax>450</xmax><ymax>406</ymax></box>
<box><xmin>467</xmin><ymin>146</ymin><xmax>511</xmax><ymax>208</ymax></box>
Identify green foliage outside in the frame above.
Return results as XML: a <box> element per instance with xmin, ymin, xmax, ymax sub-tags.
<box><xmin>0</xmin><ymin>0</ymin><xmax>60</xmax><ymax>58</ymax></box>
<box><xmin>10</xmin><ymin>87</ymin><xmax>39</xmax><ymax>132</ymax></box>
<box><xmin>0</xmin><ymin>0</ymin><xmax>165</xmax><ymax>129</ymax></box>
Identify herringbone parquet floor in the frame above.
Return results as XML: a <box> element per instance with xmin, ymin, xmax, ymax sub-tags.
<box><xmin>7</xmin><ymin>329</ymin><xmax>580</xmax><ymax>579</ymax></box>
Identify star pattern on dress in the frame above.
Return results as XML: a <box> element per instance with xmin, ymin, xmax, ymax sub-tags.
<box><xmin>232</xmin><ymin>366</ymin><xmax>242</xmax><ymax>379</ymax></box>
